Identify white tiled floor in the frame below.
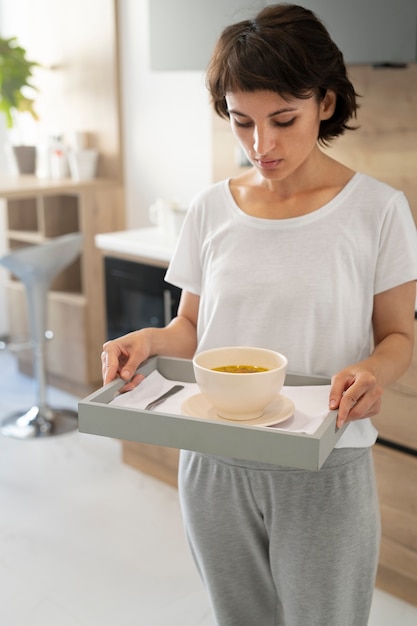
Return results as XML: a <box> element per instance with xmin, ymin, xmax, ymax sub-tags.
<box><xmin>1</xmin><ymin>350</ymin><xmax>417</xmax><ymax>626</ymax></box>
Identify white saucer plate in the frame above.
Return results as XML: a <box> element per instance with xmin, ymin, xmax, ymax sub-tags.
<box><xmin>181</xmin><ymin>393</ymin><xmax>295</xmax><ymax>427</ymax></box>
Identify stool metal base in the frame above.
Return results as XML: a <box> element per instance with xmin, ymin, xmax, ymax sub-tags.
<box><xmin>1</xmin><ymin>405</ymin><xmax>78</xmax><ymax>439</ymax></box>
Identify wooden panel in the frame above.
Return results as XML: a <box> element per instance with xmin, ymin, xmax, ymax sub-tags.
<box><xmin>78</xmin><ymin>185</ymin><xmax>125</xmax><ymax>384</ymax></box>
<box><xmin>46</xmin><ymin>292</ymin><xmax>88</xmax><ymax>384</ymax></box>
<box><xmin>373</xmin><ymin>444</ymin><xmax>417</xmax><ymax>607</ymax></box>
<box><xmin>7</xmin><ymin>198</ymin><xmax>38</xmax><ymax>232</ymax></box>
<box><xmin>374</xmin><ymin>445</ymin><xmax>417</xmax><ymax>515</ymax></box>
<box><xmin>376</xmin><ymin>564</ymin><xmax>417</xmax><ymax>608</ymax></box>
<box><xmin>373</xmin><ymin>320</ymin><xmax>417</xmax><ymax>448</ymax></box>
<box><xmin>6</xmin><ymin>281</ymin><xmax>88</xmax><ymax>387</ymax></box>
<box><xmin>50</xmin><ymin>258</ymin><xmax>82</xmax><ymax>294</ymax></box>
<box><xmin>379</xmin><ymin>538</ymin><xmax>417</xmax><ymax>586</ymax></box>
<box><xmin>375</xmin><ymin>387</ymin><xmax>417</xmax><ymax>448</ymax></box>
<box><xmin>41</xmin><ymin>195</ymin><xmax>80</xmax><ymax>238</ymax></box>
<box><xmin>324</xmin><ymin>65</ymin><xmax>417</xmax><ymax>224</ymax></box>
<box><xmin>380</xmin><ymin>505</ymin><xmax>417</xmax><ymax>552</ymax></box>
<box><xmin>122</xmin><ymin>441</ymin><xmax>179</xmax><ymax>488</ymax></box>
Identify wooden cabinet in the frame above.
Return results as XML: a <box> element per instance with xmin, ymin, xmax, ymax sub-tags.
<box><xmin>95</xmin><ymin>241</ymin><xmax>181</xmax><ymax>484</ymax></box>
<box><xmin>122</xmin><ymin>441</ymin><xmax>179</xmax><ymax>489</ymax></box>
<box><xmin>373</xmin><ymin>319</ymin><xmax>417</xmax><ymax>607</ymax></box>
<box><xmin>373</xmin><ymin>445</ymin><xmax>417</xmax><ymax>606</ymax></box>
<box><xmin>2</xmin><ymin>176</ymin><xmax>124</xmax><ymax>395</ymax></box>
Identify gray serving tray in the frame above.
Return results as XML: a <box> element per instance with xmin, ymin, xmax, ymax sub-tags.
<box><xmin>78</xmin><ymin>356</ymin><xmax>347</xmax><ymax>470</ymax></box>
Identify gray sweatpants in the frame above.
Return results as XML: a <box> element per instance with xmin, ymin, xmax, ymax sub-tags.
<box><xmin>178</xmin><ymin>447</ymin><xmax>380</xmax><ymax>626</ymax></box>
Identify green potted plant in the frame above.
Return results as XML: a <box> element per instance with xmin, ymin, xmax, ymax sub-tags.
<box><xmin>0</xmin><ymin>36</ymin><xmax>40</xmax><ymax>174</ymax></box>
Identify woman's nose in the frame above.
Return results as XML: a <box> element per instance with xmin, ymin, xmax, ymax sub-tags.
<box><xmin>253</xmin><ymin>126</ymin><xmax>274</xmax><ymax>156</ymax></box>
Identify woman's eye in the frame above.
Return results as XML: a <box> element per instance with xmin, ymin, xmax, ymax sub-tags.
<box><xmin>274</xmin><ymin>118</ymin><xmax>295</xmax><ymax>128</ymax></box>
<box><xmin>232</xmin><ymin>119</ymin><xmax>253</xmax><ymax>128</ymax></box>
<box><xmin>231</xmin><ymin>117</ymin><xmax>295</xmax><ymax>129</ymax></box>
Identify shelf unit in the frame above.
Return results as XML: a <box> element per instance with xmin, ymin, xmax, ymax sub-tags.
<box><xmin>1</xmin><ymin>175</ymin><xmax>125</xmax><ymax>395</ymax></box>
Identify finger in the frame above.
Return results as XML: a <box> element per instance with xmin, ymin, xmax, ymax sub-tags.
<box><xmin>119</xmin><ymin>372</ymin><xmax>145</xmax><ymax>393</ymax></box>
<box><xmin>102</xmin><ymin>360</ymin><xmax>120</xmax><ymax>385</ymax></box>
<box><xmin>345</xmin><ymin>396</ymin><xmax>382</xmax><ymax>422</ymax></box>
<box><xmin>118</xmin><ymin>351</ymin><xmax>146</xmax><ymax>381</ymax></box>
<box><xmin>329</xmin><ymin>374</ymin><xmax>354</xmax><ymax>410</ymax></box>
<box><xmin>101</xmin><ymin>344</ymin><xmax>127</xmax><ymax>385</ymax></box>
<box><xmin>337</xmin><ymin>381</ymin><xmax>382</xmax><ymax>426</ymax></box>
<box><xmin>101</xmin><ymin>333</ymin><xmax>149</xmax><ymax>385</ymax></box>
<box><xmin>336</xmin><ymin>391</ymin><xmax>359</xmax><ymax>427</ymax></box>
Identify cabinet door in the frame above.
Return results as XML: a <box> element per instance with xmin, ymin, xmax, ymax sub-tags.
<box><xmin>373</xmin><ymin>444</ymin><xmax>417</xmax><ymax>607</ymax></box>
<box><xmin>149</xmin><ymin>0</ymin><xmax>264</xmax><ymax>70</ymax></box>
<box><xmin>299</xmin><ymin>0</ymin><xmax>417</xmax><ymax>64</ymax></box>
<box><xmin>149</xmin><ymin>0</ymin><xmax>417</xmax><ymax>70</ymax></box>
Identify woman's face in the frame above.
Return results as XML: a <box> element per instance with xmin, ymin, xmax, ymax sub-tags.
<box><xmin>225</xmin><ymin>89</ymin><xmax>335</xmax><ymax>183</ymax></box>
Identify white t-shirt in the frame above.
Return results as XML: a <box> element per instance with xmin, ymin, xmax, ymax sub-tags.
<box><xmin>165</xmin><ymin>173</ymin><xmax>417</xmax><ymax>448</ymax></box>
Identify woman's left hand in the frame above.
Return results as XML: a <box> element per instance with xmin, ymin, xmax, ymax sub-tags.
<box><xmin>328</xmin><ymin>367</ymin><xmax>383</xmax><ymax>428</ymax></box>
<box><xmin>329</xmin><ymin>281</ymin><xmax>416</xmax><ymax>429</ymax></box>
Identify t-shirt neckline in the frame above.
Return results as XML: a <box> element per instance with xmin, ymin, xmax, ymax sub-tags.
<box><xmin>224</xmin><ymin>172</ymin><xmax>361</xmax><ymax>228</ymax></box>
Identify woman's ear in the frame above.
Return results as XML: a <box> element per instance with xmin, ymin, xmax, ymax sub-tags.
<box><xmin>320</xmin><ymin>90</ymin><xmax>337</xmax><ymax>120</ymax></box>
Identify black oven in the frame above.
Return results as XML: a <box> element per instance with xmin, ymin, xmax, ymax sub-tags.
<box><xmin>104</xmin><ymin>257</ymin><xmax>181</xmax><ymax>340</ymax></box>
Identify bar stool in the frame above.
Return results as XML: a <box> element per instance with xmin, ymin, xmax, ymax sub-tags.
<box><xmin>0</xmin><ymin>233</ymin><xmax>83</xmax><ymax>439</ymax></box>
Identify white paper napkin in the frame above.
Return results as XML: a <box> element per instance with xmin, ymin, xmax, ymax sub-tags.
<box><xmin>109</xmin><ymin>370</ymin><xmax>332</xmax><ymax>435</ymax></box>
<box><xmin>109</xmin><ymin>370</ymin><xmax>198</xmax><ymax>412</ymax></box>
<box><xmin>270</xmin><ymin>384</ymin><xmax>331</xmax><ymax>434</ymax></box>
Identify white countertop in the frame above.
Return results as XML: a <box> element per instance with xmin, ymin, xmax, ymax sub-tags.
<box><xmin>95</xmin><ymin>227</ymin><xmax>178</xmax><ymax>264</ymax></box>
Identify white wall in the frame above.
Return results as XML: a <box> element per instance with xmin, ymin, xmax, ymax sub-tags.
<box><xmin>118</xmin><ymin>0</ymin><xmax>212</xmax><ymax>228</ymax></box>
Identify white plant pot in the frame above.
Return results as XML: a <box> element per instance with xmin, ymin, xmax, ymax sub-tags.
<box><xmin>67</xmin><ymin>149</ymin><xmax>98</xmax><ymax>181</ymax></box>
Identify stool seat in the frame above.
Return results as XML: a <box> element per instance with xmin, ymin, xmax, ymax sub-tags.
<box><xmin>0</xmin><ymin>233</ymin><xmax>83</xmax><ymax>439</ymax></box>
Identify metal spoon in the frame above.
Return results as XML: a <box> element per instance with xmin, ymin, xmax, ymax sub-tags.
<box><xmin>144</xmin><ymin>385</ymin><xmax>185</xmax><ymax>411</ymax></box>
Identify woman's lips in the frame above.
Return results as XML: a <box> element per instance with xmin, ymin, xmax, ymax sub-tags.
<box><xmin>256</xmin><ymin>159</ymin><xmax>282</xmax><ymax>170</ymax></box>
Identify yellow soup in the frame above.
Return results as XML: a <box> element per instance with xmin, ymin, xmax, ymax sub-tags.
<box><xmin>212</xmin><ymin>365</ymin><xmax>269</xmax><ymax>373</ymax></box>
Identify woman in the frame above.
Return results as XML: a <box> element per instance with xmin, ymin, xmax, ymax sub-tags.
<box><xmin>102</xmin><ymin>5</ymin><xmax>417</xmax><ymax>625</ymax></box>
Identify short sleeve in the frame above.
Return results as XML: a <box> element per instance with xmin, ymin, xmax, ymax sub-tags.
<box><xmin>164</xmin><ymin>207</ymin><xmax>202</xmax><ymax>295</ymax></box>
<box><xmin>374</xmin><ymin>192</ymin><xmax>417</xmax><ymax>294</ymax></box>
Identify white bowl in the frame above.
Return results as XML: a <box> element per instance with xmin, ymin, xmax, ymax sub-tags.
<box><xmin>193</xmin><ymin>346</ymin><xmax>288</xmax><ymax>420</ymax></box>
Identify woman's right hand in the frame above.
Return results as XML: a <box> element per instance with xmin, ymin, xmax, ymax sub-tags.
<box><xmin>101</xmin><ymin>329</ymin><xmax>151</xmax><ymax>391</ymax></box>
<box><xmin>101</xmin><ymin>291</ymin><xmax>200</xmax><ymax>392</ymax></box>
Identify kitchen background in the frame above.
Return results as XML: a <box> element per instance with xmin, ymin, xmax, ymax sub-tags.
<box><xmin>0</xmin><ymin>0</ymin><xmax>417</xmax><ymax>621</ymax></box>
<box><xmin>1</xmin><ymin>0</ymin><xmax>417</xmax><ymax>336</ymax></box>
<box><xmin>1</xmin><ymin>0</ymin><xmax>417</xmax><ymax>335</ymax></box>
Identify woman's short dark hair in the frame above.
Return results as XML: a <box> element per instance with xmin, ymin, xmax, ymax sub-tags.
<box><xmin>206</xmin><ymin>3</ymin><xmax>359</xmax><ymax>144</ymax></box>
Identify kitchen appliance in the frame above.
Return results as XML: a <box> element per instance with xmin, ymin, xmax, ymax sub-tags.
<box><xmin>104</xmin><ymin>257</ymin><xmax>181</xmax><ymax>340</ymax></box>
